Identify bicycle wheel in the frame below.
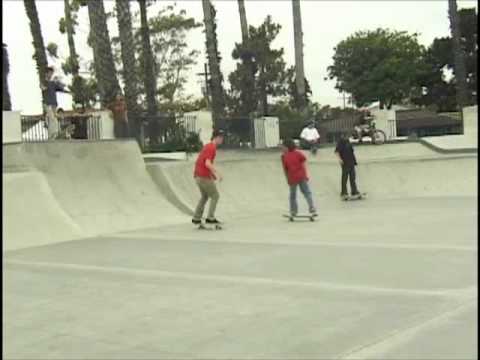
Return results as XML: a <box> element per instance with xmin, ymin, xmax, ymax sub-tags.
<box><xmin>372</xmin><ymin>130</ymin><xmax>386</xmax><ymax>145</ymax></box>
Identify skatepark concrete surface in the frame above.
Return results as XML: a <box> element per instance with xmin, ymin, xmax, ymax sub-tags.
<box><xmin>3</xmin><ymin>139</ymin><xmax>477</xmax><ymax>359</ymax></box>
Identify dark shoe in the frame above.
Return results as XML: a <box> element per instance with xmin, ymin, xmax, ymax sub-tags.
<box><xmin>192</xmin><ymin>218</ymin><xmax>202</xmax><ymax>225</ymax></box>
<box><xmin>206</xmin><ymin>218</ymin><xmax>221</xmax><ymax>224</ymax></box>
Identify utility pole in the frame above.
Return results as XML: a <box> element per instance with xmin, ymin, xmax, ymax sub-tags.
<box><xmin>196</xmin><ymin>63</ymin><xmax>210</xmax><ymax>107</ymax></box>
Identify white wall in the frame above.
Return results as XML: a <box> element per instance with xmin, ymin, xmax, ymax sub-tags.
<box><xmin>90</xmin><ymin>110</ymin><xmax>115</xmax><ymax>140</ymax></box>
<box><xmin>2</xmin><ymin>111</ymin><xmax>22</xmax><ymax>144</ymax></box>
<box><xmin>370</xmin><ymin>109</ymin><xmax>396</xmax><ymax>140</ymax></box>
<box><xmin>463</xmin><ymin>105</ymin><xmax>478</xmax><ymax>138</ymax></box>
<box><xmin>253</xmin><ymin>116</ymin><xmax>280</xmax><ymax>148</ymax></box>
<box><xmin>181</xmin><ymin>111</ymin><xmax>213</xmax><ymax>145</ymax></box>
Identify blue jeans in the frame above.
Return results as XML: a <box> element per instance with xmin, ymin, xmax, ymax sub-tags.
<box><xmin>289</xmin><ymin>180</ymin><xmax>316</xmax><ymax>215</ymax></box>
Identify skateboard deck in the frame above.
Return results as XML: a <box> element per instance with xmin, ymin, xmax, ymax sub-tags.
<box><xmin>197</xmin><ymin>222</ymin><xmax>223</xmax><ymax>230</ymax></box>
<box><xmin>283</xmin><ymin>214</ymin><xmax>316</xmax><ymax>222</ymax></box>
<box><xmin>342</xmin><ymin>193</ymin><xmax>367</xmax><ymax>201</ymax></box>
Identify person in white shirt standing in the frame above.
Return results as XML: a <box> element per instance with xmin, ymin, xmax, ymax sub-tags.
<box><xmin>300</xmin><ymin>121</ymin><xmax>320</xmax><ymax>155</ymax></box>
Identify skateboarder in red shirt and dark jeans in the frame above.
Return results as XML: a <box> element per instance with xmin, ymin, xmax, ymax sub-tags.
<box><xmin>192</xmin><ymin>130</ymin><xmax>224</xmax><ymax>225</ymax></box>
<box><xmin>281</xmin><ymin>139</ymin><xmax>317</xmax><ymax>217</ymax></box>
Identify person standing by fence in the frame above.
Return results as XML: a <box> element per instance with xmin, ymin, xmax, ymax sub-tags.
<box><xmin>41</xmin><ymin>66</ymin><xmax>69</xmax><ymax>140</ymax></box>
<box><xmin>108</xmin><ymin>94</ymin><xmax>129</xmax><ymax>138</ymax></box>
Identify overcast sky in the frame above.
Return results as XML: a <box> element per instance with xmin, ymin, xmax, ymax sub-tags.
<box><xmin>3</xmin><ymin>0</ymin><xmax>477</xmax><ymax>115</ymax></box>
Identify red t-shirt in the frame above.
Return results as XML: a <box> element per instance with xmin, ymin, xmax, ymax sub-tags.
<box><xmin>281</xmin><ymin>150</ymin><xmax>308</xmax><ymax>185</ymax></box>
<box><xmin>194</xmin><ymin>142</ymin><xmax>217</xmax><ymax>178</ymax></box>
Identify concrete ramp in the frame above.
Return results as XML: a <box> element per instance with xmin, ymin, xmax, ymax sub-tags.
<box><xmin>3</xmin><ymin>140</ymin><xmax>477</xmax><ymax>359</ymax></box>
<box><xmin>147</xmin><ymin>148</ymin><xmax>477</xmax><ymax>218</ymax></box>
<box><xmin>3</xmin><ymin>171</ymin><xmax>83</xmax><ymax>251</ymax></box>
<box><xmin>3</xmin><ymin>141</ymin><xmax>184</xmax><ymax>251</ymax></box>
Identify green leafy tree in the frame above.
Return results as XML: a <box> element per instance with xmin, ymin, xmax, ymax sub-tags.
<box><xmin>413</xmin><ymin>37</ymin><xmax>457</xmax><ymax>112</ymax></box>
<box><xmin>448</xmin><ymin>0</ymin><xmax>469</xmax><ymax>108</ymax></box>
<box><xmin>146</xmin><ymin>5</ymin><xmax>202</xmax><ymax>104</ymax></box>
<box><xmin>3</xmin><ymin>44</ymin><xmax>12</xmax><ymax>110</ymax></box>
<box><xmin>328</xmin><ymin>28</ymin><xmax>427</xmax><ymax>109</ymax></box>
<box><xmin>112</xmin><ymin>4</ymin><xmax>201</xmax><ymax>107</ymax></box>
<box><xmin>458</xmin><ymin>7</ymin><xmax>477</xmax><ymax>104</ymax></box>
<box><xmin>413</xmin><ymin>8</ymin><xmax>477</xmax><ymax>111</ymax></box>
<box><xmin>285</xmin><ymin>65</ymin><xmax>312</xmax><ymax>110</ymax></box>
<box><xmin>229</xmin><ymin>16</ymin><xmax>288</xmax><ymax>116</ymax></box>
<box><xmin>58</xmin><ymin>0</ymin><xmax>93</xmax><ymax>109</ymax></box>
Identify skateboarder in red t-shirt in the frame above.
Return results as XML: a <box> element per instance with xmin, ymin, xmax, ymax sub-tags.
<box><xmin>192</xmin><ymin>130</ymin><xmax>225</xmax><ymax>225</ymax></box>
<box><xmin>281</xmin><ymin>139</ymin><xmax>317</xmax><ymax>217</ymax></box>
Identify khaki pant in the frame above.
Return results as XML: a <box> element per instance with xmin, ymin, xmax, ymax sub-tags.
<box><xmin>45</xmin><ymin>105</ymin><xmax>58</xmax><ymax>140</ymax></box>
<box><xmin>193</xmin><ymin>177</ymin><xmax>219</xmax><ymax>220</ymax></box>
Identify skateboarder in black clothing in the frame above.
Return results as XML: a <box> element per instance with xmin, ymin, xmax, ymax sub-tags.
<box><xmin>334</xmin><ymin>132</ymin><xmax>362</xmax><ymax>200</ymax></box>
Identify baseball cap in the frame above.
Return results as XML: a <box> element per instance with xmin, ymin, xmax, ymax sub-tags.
<box><xmin>212</xmin><ymin>129</ymin><xmax>225</xmax><ymax>138</ymax></box>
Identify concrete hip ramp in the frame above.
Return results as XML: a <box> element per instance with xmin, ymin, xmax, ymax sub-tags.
<box><xmin>3</xmin><ymin>140</ymin><xmax>477</xmax><ymax>251</ymax></box>
<box><xmin>147</xmin><ymin>146</ymin><xmax>477</xmax><ymax>218</ymax></box>
<box><xmin>3</xmin><ymin>141</ymin><xmax>184</xmax><ymax>251</ymax></box>
<box><xmin>3</xmin><ymin>140</ymin><xmax>477</xmax><ymax>359</ymax></box>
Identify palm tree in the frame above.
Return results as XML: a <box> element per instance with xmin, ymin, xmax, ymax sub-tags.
<box><xmin>236</xmin><ymin>0</ymin><xmax>256</xmax><ymax>116</ymax></box>
<box><xmin>24</xmin><ymin>0</ymin><xmax>48</xmax><ymax>105</ymax></box>
<box><xmin>202</xmin><ymin>0</ymin><xmax>225</xmax><ymax>127</ymax></box>
<box><xmin>292</xmin><ymin>0</ymin><xmax>306</xmax><ymax>111</ymax></box>
<box><xmin>138</xmin><ymin>0</ymin><xmax>157</xmax><ymax>117</ymax></box>
<box><xmin>115</xmin><ymin>0</ymin><xmax>141</xmax><ymax>138</ymax></box>
<box><xmin>63</xmin><ymin>0</ymin><xmax>82</xmax><ymax>105</ymax></box>
<box><xmin>448</xmin><ymin>0</ymin><xmax>469</xmax><ymax>108</ymax></box>
<box><xmin>3</xmin><ymin>44</ymin><xmax>12</xmax><ymax>110</ymax></box>
<box><xmin>237</xmin><ymin>0</ymin><xmax>249</xmax><ymax>43</ymax></box>
<box><xmin>86</xmin><ymin>0</ymin><xmax>121</xmax><ymax>107</ymax></box>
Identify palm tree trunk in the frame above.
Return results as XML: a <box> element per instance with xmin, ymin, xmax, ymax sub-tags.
<box><xmin>448</xmin><ymin>0</ymin><xmax>469</xmax><ymax>108</ymax></box>
<box><xmin>87</xmin><ymin>0</ymin><xmax>121</xmax><ymax>107</ymax></box>
<box><xmin>202</xmin><ymin>0</ymin><xmax>225</xmax><ymax>128</ymax></box>
<box><xmin>3</xmin><ymin>43</ymin><xmax>12</xmax><ymax>110</ymax></box>
<box><xmin>138</xmin><ymin>0</ymin><xmax>159</xmax><ymax>145</ymax></box>
<box><xmin>237</xmin><ymin>0</ymin><xmax>256</xmax><ymax>116</ymax></box>
<box><xmin>237</xmin><ymin>0</ymin><xmax>249</xmax><ymax>43</ymax></box>
<box><xmin>64</xmin><ymin>0</ymin><xmax>82</xmax><ymax>105</ymax></box>
<box><xmin>292</xmin><ymin>0</ymin><xmax>306</xmax><ymax>111</ymax></box>
<box><xmin>259</xmin><ymin>66</ymin><xmax>268</xmax><ymax>115</ymax></box>
<box><xmin>138</xmin><ymin>0</ymin><xmax>157</xmax><ymax>117</ymax></box>
<box><xmin>115</xmin><ymin>0</ymin><xmax>141</xmax><ymax>138</ymax></box>
<box><xmin>24</xmin><ymin>0</ymin><xmax>48</xmax><ymax>105</ymax></box>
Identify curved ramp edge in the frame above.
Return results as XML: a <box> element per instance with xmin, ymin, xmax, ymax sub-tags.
<box><xmin>3</xmin><ymin>141</ymin><xmax>186</xmax><ymax>250</ymax></box>
<box><xmin>3</xmin><ymin>171</ymin><xmax>84</xmax><ymax>251</ymax></box>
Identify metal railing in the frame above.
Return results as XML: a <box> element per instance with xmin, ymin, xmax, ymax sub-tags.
<box><xmin>21</xmin><ymin>114</ymin><xmax>101</xmax><ymax>142</ymax></box>
<box><xmin>139</xmin><ymin>113</ymin><xmax>195</xmax><ymax>153</ymax></box>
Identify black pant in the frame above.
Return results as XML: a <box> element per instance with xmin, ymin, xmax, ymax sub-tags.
<box><xmin>114</xmin><ymin>120</ymin><xmax>128</xmax><ymax>138</ymax></box>
<box><xmin>341</xmin><ymin>164</ymin><xmax>359</xmax><ymax>196</ymax></box>
<box><xmin>300</xmin><ymin>139</ymin><xmax>318</xmax><ymax>154</ymax></box>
